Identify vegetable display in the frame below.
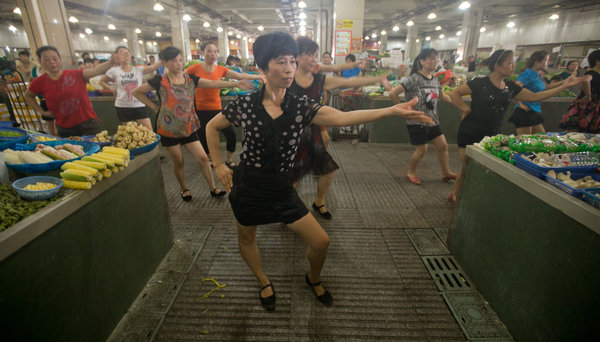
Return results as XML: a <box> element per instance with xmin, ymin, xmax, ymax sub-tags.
<box><xmin>113</xmin><ymin>122</ymin><xmax>157</xmax><ymax>149</ymax></box>
<box><xmin>60</xmin><ymin>146</ymin><xmax>130</xmax><ymax>190</ymax></box>
<box><xmin>0</xmin><ymin>184</ymin><xmax>60</xmax><ymax>231</ymax></box>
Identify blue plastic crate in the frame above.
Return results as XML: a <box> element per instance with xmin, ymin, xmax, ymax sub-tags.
<box><xmin>5</xmin><ymin>140</ymin><xmax>100</xmax><ymax>173</ymax></box>
<box><xmin>0</xmin><ymin>127</ymin><xmax>29</xmax><ymax>151</ymax></box>
<box><xmin>582</xmin><ymin>189</ymin><xmax>600</xmax><ymax>209</ymax></box>
<box><xmin>544</xmin><ymin>172</ymin><xmax>600</xmax><ymax>199</ymax></box>
<box><xmin>514</xmin><ymin>153</ymin><xmax>596</xmax><ymax>179</ymax></box>
<box><xmin>129</xmin><ymin>134</ymin><xmax>161</xmax><ymax>156</ymax></box>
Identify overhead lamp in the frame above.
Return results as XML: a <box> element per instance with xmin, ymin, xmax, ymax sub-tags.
<box><xmin>155</xmin><ymin>31</ymin><xmax>161</xmax><ymax>37</ymax></box>
<box><xmin>248</xmin><ymin>38</ymin><xmax>253</xmax><ymax>42</ymax></box>
<box><xmin>435</xmin><ymin>25</ymin><xmax>442</xmax><ymax>31</ymax></box>
<box><xmin>480</xmin><ymin>27</ymin><xmax>486</xmax><ymax>32</ymax></box>
<box><xmin>381</xmin><ymin>30</ymin><xmax>387</xmax><ymax>35</ymax></box>
<box><xmin>299</xmin><ymin>12</ymin><xmax>307</xmax><ymax>19</ymax></box>
<box><xmin>138</xmin><ymin>40</ymin><xmax>144</xmax><ymax>44</ymax></box>
<box><xmin>257</xmin><ymin>25</ymin><xmax>264</xmax><ymax>31</ymax></box>
<box><xmin>456</xmin><ymin>31</ymin><xmax>462</xmax><ymax>36</ymax></box>
<box><xmin>365</xmin><ymin>36</ymin><xmax>369</xmax><ymax>40</ymax></box>
<box><xmin>406</xmin><ymin>20</ymin><xmax>414</xmax><ymax>27</ymax></box>
<box><xmin>195</xmin><ymin>38</ymin><xmax>200</xmax><ymax>43</ymax></box>
<box><xmin>152</xmin><ymin>41</ymin><xmax>157</xmax><ymax>46</ymax></box>
<box><xmin>427</xmin><ymin>13</ymin><xmax>437</xmax><ymax>20</ymax></box>
<box><xmin>392</xmin><ymin>25</ymin><xmax>399</xmax><ymax>31</ymax></box>
<box><xmin>459</xmin><ymin>1</ymin><xmax>471</xmax><ymax>10</ymax></box>
<box><xmin>299</xmin><ymin>20</ymin><xmax>307</xmax><ymax>26</ymax></box>
<box><xmin>425</xmin><ymin>36</ymin><xmax>431</xmax><ymax>41</ymax></box>
<box><xmin>506</xmin><ymin>21</ymin><xmax>516</xmax><ymax>28</ymax></box>
<box><xmin>108</xmin><ymin>24</ymin><xmax>116</xmax><ymax>30</ymax></box>
<box><xmin>104</xmin><ymin>36</ymin><xmax>109</xmax><ymax>41</ymax></box>
<box><xmin>122</xmin><ymin>38</ymin><xmax>128</xmax><ymax>42</ymax></box>
<box><xmin>371</xmin><ymin>33</ymin><xmax>377</xmax><ymax>38</ymax></box>
<box><xmin>68</xmin><ymin>16</ymin><xmax>78</xmax><ymax>23</ymax></box>
<box><xmin>416</xmin><ymin>38</ymin><xmax>420</xmax><ymax>42</ymax></box>
<box><xmin>8</xmin><ymin>25</ymin><xmax>17</xmax><ymax>33</ymax></box>
<box><xmin>228</xmin><ymin>31</ymin><xmax>234</xmax><ymax>36</ymax></box>
<box><xmin>377</xmin><ymin>41</ymin><xmax>381</xmax><ymax>44</ymax></box>
<box><xmin>405</xmin><ymin>38</ymin><xmax>409</xmax><ymax>42</ymax></box>
<box><xmin>439</xmin><ymin>34</ymin><xmax>445</xmax><ymax>39</ymax></box>
<box><xmin>183</xmin><ymin>14</ymin><xmax>191</xmax><ymax>22</ymax></box>
<box><xmin>153</xmin><ymin>2</ymin><xmax>164</xmax><ymax>11</ymax></box>
<box><xmin>243</xmin><ymin>36</ymin><xmax>247</xmax><ymax>40</ymax></box>
<box><xmin>298</xmin><ymin>1</ymin><xmax>307</xmax><ymax>8</ymax></box>
<box><xmin>236</xmin><ymin>34</ymin><xmax>241</xmax><ymax>38</ymax></box>
<box><xmin>203</xmin><ymin>21</ymin><xmax>210</xmax><ymax>28</ymax></box>
<box><xmin>300</xmin><ymin>31</ymin><xmax>306</xmax><ymax>36</ymax></box>
<box><xmin>217</xmin><ymin>27</ymin><xmax>223</xmax><ymax>32</ymax></box>
<box><xmin>53</xmin><ymin>19</ymin><xmax>58</xmax><ymax>24</ymax></box>
<box><xmin>134</xmin><ymin>28</ymin><xmax>141</xmax><ymax>34</ymax></box>
<box><xmin>549</xmin><ymin>14</ymin><xmax>559</xmax><ymax>20</ymax></box>
<box><xmin>13</xmin><ymin>7</ymin><xmax>21</xmax><ymax>15</ymax></box>
<box><xmin>79</xmin><ymin>33</ymin><xmax>86</xmax><ymax>39</ymax></box>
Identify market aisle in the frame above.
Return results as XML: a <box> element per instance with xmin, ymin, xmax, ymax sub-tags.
<box><xmin>108</xmin><ymin>141</ymin><xmax>511</xmax><ymax>341</ymax></box>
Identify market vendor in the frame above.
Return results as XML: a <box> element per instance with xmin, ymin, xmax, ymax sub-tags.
<box><xmin>24</xmin><ymin>45</ymin><xmax>126</xmax><ymax>137</ymax></box>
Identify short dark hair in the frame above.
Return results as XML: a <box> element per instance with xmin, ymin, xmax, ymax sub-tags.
<box><xmin>322</xmin><ymin>51</ymin><xmax>331</xmax><ymax>58</ymax></box>
<box><xmin>526</xmin><ymin>50</ymin><xmax>548</xmax><ymax>69</ymax></box>
<box><xmin>252</xmin><ymin>32</ymin><xmax>297</xmax><ymax>71</ymax></box>
<box><xmin>82</xmin><ymin>52</ymin><xmax>90</xmax><ymax>58</ymax></box>
<box><xmin>296</xmin><ymin>37</ymin><xmax>319</xmax><ymax>56</ymax></box>
<box><xmin>202</xmin><ymin>41</ymin><xmax>217</xmax><ymax>51</ymax></box>
<box><xmin>488</xmin><ymin>49</ymin><xmax>514</xmax><ymax>72</ymax></box>
<box><xmin>83</xmin><ymin>58</ymin><xmax>94</xmax><ymax>65</ymax></box>
<box><xmin>115</xmin><ymin>46</ymin><xmax>129</xmax><ymax>53</ymax></box>
<box><xmin>149</xmin><ymin>55</ymin><xmax>155</xmax><ymax>60</ymax></box>
<box><xmin>566</xmin><ymin>60</ymin><xmax>577</xmax><ymax>67</ymax></box>
<box><xmin>36</xmin><ymin>46</ymin><xmax>60</xmax><ymax>60</ymax></box>
<box><xmin>345</xmin><ymin>54</ymin><xmax>356</xmax><ymax>62</ymax></box>
<box><xmin>18</xmin><ymin>50</ymin><xmax>30</xmax><ymax>57</ymax></box>
<box><xmin>588</xmin><ymin>50</ymin><xmax>600</xmax><ymax>68</ymax></box>
<box><xmin>226</xmin><ymin>55</ymin><xmax>236</xmax><ymax>65</ymax></box>
<box><xmin>159</xmin><ymin>46</ymin><xmax>181</xmax><ymax>62</ymax></box>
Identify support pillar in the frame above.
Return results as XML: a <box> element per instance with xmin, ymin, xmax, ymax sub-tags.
<box><xmin>332</xmin><ymin>0</ymin><xmax>364</xmax><ymax>64</ymax></box>
<box><xmin>457</xmin><ymin>3</ymin><xmax>483</xmax><ymax>62</ymax></box>
<box><xmin>241</xmin><ymin>38</ymin><xmax>249</xmax><ymax>60</ymax></box>
<box><xmin>379</xmin><ymin>34</ymin><xmax>388</xmax><ymax>55</ymax></box>
<box><xmin>170</xmin><ymin>9</ymin><xmax>191</xmax><ymax>63</ymax></box>
<box><xmin>218</xmin><ymin>30</ymin><xmax>229</xmax><ymax>60</ymax></box>
<box><xmin>405</xmin><ymin>25</ymin><xmax>418</xmax><ymax>62</ymax></box>
<box><xmin>17</xmin><ymin>0</ymin><xmax>76</xmax><ymax>69</ymax></box>
<box><xmin>126</xmin><ymin>26</ymin><xmax>144</xmax><ymax>62</ymax></box>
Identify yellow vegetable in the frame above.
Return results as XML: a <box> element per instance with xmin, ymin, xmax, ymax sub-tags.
<box><xmin>24</xmin><ymin>182</ymin><xmax>57</xmax><ymax>191</ymax></box>
<box><xmin>62</xmin><ymin>179</ymin><xmax>92</xmax><ymax>190</ymax></box>
<box><xmin>61</xmin><ymin>169</ymin><xmax>93</xmax><ymax>182</ymax></box>
<box><xmin>61</xmin><ymin>162</ymin><xmax>99</xmax><ymax>176</ymax></box>
<box><xmin>101</xmin><ymin>169</ymin><xmax>112</xmax><ymax>178</ymax></box>
<box><xmin>83</xmin><ymin>156</ymin><xmax>115</xmax><ymax>169</ymax></box>
<box><xmin>73</xmin><ymin>160</ymin><xmax>106</xmax><ymax>171</ymax></box>
<box><xmin>95</xmin><ymin>152</ymin><xmax>127</xmax><ymax>165</ymax></box>
<box><xmin>102</xmin><ymin>146</ymin><xmax>130</xmax><ymax>157</ymax></box>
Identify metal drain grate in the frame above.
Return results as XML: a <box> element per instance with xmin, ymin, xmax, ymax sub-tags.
<box><xmin>442</xmin><ymin>292</ymin><xmax>513</xmax><ymax>341</ymax></box>
<box><xmin>421</xmin><ymin>255</ymin><xmax>473</xmax><ymax>292</ymax></box>
<box><xmin>406</xmin><ymin>229</ymin><xmax>449</xmax><ymax>255</ymax></box>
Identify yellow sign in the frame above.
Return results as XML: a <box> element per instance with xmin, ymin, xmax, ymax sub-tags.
<box><xmin>335</xmin><ymin>20</ymin><xmax>354</xmax><ymax>29</ymax></box>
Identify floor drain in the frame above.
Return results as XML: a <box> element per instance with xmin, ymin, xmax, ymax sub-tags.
<box><xmin>442</xmin><ymin>292</ymin><xmax>513</xmax><ymax>341</ymax></box>
<box><xmin>406</xmin><ymin>229</ymin><xmax>449</xmax><ymax>255</ymax></box>
<box><xmin>421</xmin><ymin>255</ymin><xmax>473</xmax><ymax>292</ymax></box>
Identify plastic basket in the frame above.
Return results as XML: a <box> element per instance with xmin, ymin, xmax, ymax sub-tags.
<box><xmin>5</xmin><ymin>140</ymin><xmax>101</xmax><ymax>173</ymax></box>
<box><xmin>514</xmin><ymin>153</ymin><xmax>597</xmax><ymax>179</ymax></box>
<box><xmin>0</xmin><ymin>127</ymin><xmax>29</xmax><ymax>151</ymax></box>
<box><xmin>129</xmin><ymin>134</ymin><xmax>161</xmax><ymax>156</ymax></box>
<box><xmin>582</xmin><ymin>189</ymin><xmax>600</xmax><ymax>209</ymax></box>
<box><xmin>30</xmin><ymin>133</ymin><xmax>59</xmax><ymax>143</ymax></box>
<box><xmin>544</xmin><ymin>172</ymin><xmax>600</xmax><ymax>198</ymax></box>
<box><xmin>82</xmin><ymin>135</ymin><xmax>113</xmax><ymax>147</ymax></box>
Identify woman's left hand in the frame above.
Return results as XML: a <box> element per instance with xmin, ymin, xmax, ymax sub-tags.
<box><xmin>392</xmin><ymin>97</ymin><xmax>434</xmax><ymax>125</ymax></box>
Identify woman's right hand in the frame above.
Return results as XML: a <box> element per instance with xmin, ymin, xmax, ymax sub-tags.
<box><xmin>215</xmin><ymin>164</ymin><xmax>233</xmax><ymax>192</ymax></box>
<box><xmin>391</xmin><ymin>97</ymin><xmax>433</xmax><ymax>125</ymax></box>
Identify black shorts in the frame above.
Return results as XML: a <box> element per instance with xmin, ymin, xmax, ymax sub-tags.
<box><xmin>57</xmin><ymin>118</ymin><xmax>102</xmax><ymax>137</ymax></box>
<box><xmin>456</xmin><ymin>133</ymin><xmax>484</xmax><ymax>148</ymax></box>
<box><xmin>116</xmin><ymin>107</ymin><xmax>148</xmax><ymax>122</ymax></box>
<box><xmin>160</xmin><ymin>130</ymin><xmax>200</xmax><ymax>147</ymax></box>
<box><xmin>407</xmin><ymin>124</ymin><xmax>444</xmax><ymax>145</ymax></box>
<box><xmin>508</xmin><ymin>107</ymin><xmax>544</xmax><ymax>128</ymax></box>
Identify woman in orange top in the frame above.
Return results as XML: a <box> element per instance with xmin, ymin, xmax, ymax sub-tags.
<box><xmin>186</xmin><ymin>42</ymin><xmax>261</xmax><ymax>168</ymax></box>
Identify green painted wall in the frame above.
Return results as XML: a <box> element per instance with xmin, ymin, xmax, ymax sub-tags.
<box><xmin>449</xmin><ymin>159</ymin><xmax>600</xmax><ymax>341</ymax></box>
<box><xmin>0</xmin><ymin>158</ymin><xmax>172</xmax><ymax>341</ymax></box>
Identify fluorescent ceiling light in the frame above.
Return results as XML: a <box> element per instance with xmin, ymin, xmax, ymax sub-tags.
<box><xmin>152</xmin><ymin>41</ymin><xmax>157</xmax><ymax>46</ymax></box>
<box><xmin>203</xmin><ymin>22</ymin><xmax>210</xmax><ymax>28</ymax></box>
<box><xmin>108</xmin><ymin>24</ymin><xmax>116</xmax><ymax>30</ymax></box>
<box><xmin>506</xmin><ymin>21</ymin><xmax>515</xmax><ymax>28</ymax></box>
<box><xmin>299</xmin><ymin>12</ymin><xmax>307</xmax><ymax>19</ymax></box>
<box><xmin>371</xmin><ymin>33</ymin><xmax>377</xmax><ymax>38</ymax></box>
<box><xmin>427</xmin><ymin>13</ymin><xmax>437</xmax><ymax>20</ymax></box>
<box><xmin>459</xmin><ymin>1</ymin><xmax>471</xmax><ymax>10</ymax></box>
<box><xmin>298</xmin><ymin>1</ymin><xmax>307</xmax><ymax>8</ymax></box>
<box><xmin>183</xmin><ymin>14</ymin><xmax>191</xmax><ymax>22</ymax></box>
<box><xmin>381</xmin><ymin>30</ymin><xmax>386</xmax><ymax>35</ymax></box>
<box><xmin>439</xmin><ymin>34</ymin><xmax>445</xmax><ymax>39</ymax></box>
<box><xmin>68</xmin><ymin>16</ymin><xmax>78</xmax><ymax>23</ymax></box>
<box><xmin>155</xmin><ymin>31</ymin><xmax>161</xmax><ymax>37</ymax></box>
<box><xmin>480</xmin><ymin>27</ymin><xmax>486</xmax><ymax>32</ymax></box>
<box><xmin>456</xmin><ymin>31</ymin><xmax>462</xmax><ymax>36</ymax></box>
<box><xmin>392</xmin><ymin>25</ymin><xmax>399</xmax><ymax>31</ymax></box>
<box><xmin>299</xmin><ymin>20</ymin><xmax>307</xmax><ymax>26</ymax></box>
<box><xmin>416</xmin><ymin>38</ymin><xmax>420</xmax><ymax>42</ymax></box>
<box><xmin>138</xmin><ymin>40</ymin><xmax>143</xmax><ymax>44</ymax></box>
<box><xmin>195</xmin><ymin>39</ymin><xmax>200</xmax><ymax>43</ymax></box>
<box><xmin>257</xmin><ymin>25</ymin><xmax>264</xmax><ymax>31</ymax></box>
<box><xmin>435</xmin><ymin>25</ymin><xmax>442</xmax><ymax>31</ymax></box>
<box><xmin>425</xmin><ymin>36</ymin><xmax>431</xmax><ymax>41</ymax></box>
<box><xmin>236</xmin><ymin>34</ymin><xmax>241</xmax><ymax>38</ymax></box>
<box><xmin>135</xmin><ymin>28</ymin><xmax>141</xmax><ymax>33</ymax></box>
<box><xmin>79</xmin><ymin>33</ymin><xmax>86</xmax><ymax>39</ymax></box>
<box><xmin>104</xmin><ymin>36</ymin><xmax>109</xmax><ymax>41</ymax></box>
<box><xmin>217</xmin><ymin>27</ymin><xmax>223</xmax><ymax>32</ymax></box>
<box><xmin>8</xmin><ymin>25</ymin><xmax>17</xmax><ymax>33</ymax></box>
<box><xmin>85</xmin><ymin>28</ymin><xmax>93</xmax><ymax>34</ymax></box>
<box><xmin>365</xmin><ymin>36</ymin><xmax>369</xmax><ymax>40</ymax></box>
<box><xmin>153</xmin><ymin>2</ymin><xmax>164</xmax><ymax>11</ymax></box>
<box><xmin>406</xmin><ymin>20</ymin><xmax>414</xmax><ymax>27</ymax></box>
<box><xmin>549</xmin><ymin>14</ymin><xmax>559</xmax><ymax>20</ymax></box>
<box><xmin>122</xmin><ymin>38</ymin><xmax>127</xmax><ymax>42</ymax></box>
<box><xmin>13</xmin><ymin>7</ymin><xmax>21</xmax><ymax>15</ymax></box>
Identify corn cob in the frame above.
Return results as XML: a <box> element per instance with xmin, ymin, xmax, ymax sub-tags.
<box><xmin>62</xmin><ymin>179</ymin><xmax>92</xmax><ymax>190</ymax></box>
<box><xmin>94</xmin><ymin>152</ymin><xmax>127</xmax><ymax>166</ymax></box>
<box><xmin>101</xmin><ymin>169</ymin><xmax>112</xmax><ymax>178</ymax></box>
<box><xmin>83</xmin><ymin>156</ymin><xmax>116</xmax><ymax>169</ymax></box>
<box><xmin>101</xmin><ymin>146</ymin><xmax>131</xmax><ymax>158</ymax></box>
<box><xmin>73</xmin><ymin>160</ymin><xmax>106</xmax><ymax>171</ymax></box>
<box><xmin>60</xmin><ymin>169</ymin><xmax>93</xmax><ymax>182</ymax></box>
<box><xmin>90</xmin><ymin>177</ymin><xmax>97</xmax><ymax>186</ymax></box>
<box><xmin>62</xmin><ymin>162</ymin><xmax>99</xmax><ymax>176</ymax></box>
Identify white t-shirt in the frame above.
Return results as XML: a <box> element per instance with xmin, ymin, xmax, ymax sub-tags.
<box><xmin>105</xmin><ymin>65</ymin><xmax>145</xmax><ymax>108</ymax></box>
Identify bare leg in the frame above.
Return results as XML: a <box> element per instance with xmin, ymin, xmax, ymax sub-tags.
<box><xmin>531</xmin><ymin>124</ymin><xmax>546</xmax><ymax>134</ymax></box>
<box><xmin>515</xmin><ymin>126</ymin><xmax>533</xmax><ymax>135</ymax></box>
<box><xmin>236</xmin><ymin>222</ymin><xmax>273</xmax><ymax>297</ymax></box>
<box><xmin>315</xmin><ymin>171</ymin><xmax>335</xmax><ymax>212</ymax></box>
<box><xmin>430</xmin><ymin>134</ymin><xmax>455</xmax><ymax>178</ymax></box>
<box><xmin>164</xmin><ymin>145</ymin><xmax>187</xmax><ymax>192</ymax></box>
<box><xmin>407</xmin><ymin>144</ymin><xmax>427</xmax><ymax>178</ymax></box>
<box><xmin>182</xmin><ymin>141</ymin><xmax>219</xmax><ymax>192</ymax></box>
<box><xmin>451</xmin><ymin>147</ymin><xmax>467</xmax><ymax>199</ymax></box>
<box><xmin>135</xmin><ymin>118</ymin><xmax>152</xmax><ymax>130</ymax></box>
<box><xmin>321</xmin><ymin>129</ymin><xmax>331</xmax><ymax>149</ymax></box>
<box><xmin>287</xmin><ymin>214</ymin><xmax>330</xmax><ymax>296</ymax></box>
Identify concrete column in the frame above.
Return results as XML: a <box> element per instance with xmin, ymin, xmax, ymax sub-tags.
<box><xmin>170</xmin><ymin>9</ymin><xmax>191</xmax><ymax>63</ymax></box>
<box><xmin>379</xmin><ymin>34</ymin><xmax>388</xmax><ymax>55</ymax></box>
<box><xmin>126</xmin><ymin>26</ymin><xmax>143</xmax><ymax>61</ymax></box>
<box><xmin>405</xmin><ymin>25</ymin><xmax>419</xmax><ymax>62</ymax></box>
<box><xmin>17</xmin><ymin>0</ymin><xmax>76</xmax><ymax>69</ymax></box>
<box><xmin>457</xmin><ymin>3</ymin><xmax>483</xmax><ymax>62</ymax></box>
<box><xmin>333</xmin><ymin>0</ymin><xmax>364</xmax><ymax>64</ymax></box>
<box><xmin>218</xmin><ymin>30</ymin><xmax>229</xmax><ymax>60</ymax></box>
<box><xmin>241</xmin><ymin>38</ymin><xmax>249</xmax><ymax>60</ymax></box>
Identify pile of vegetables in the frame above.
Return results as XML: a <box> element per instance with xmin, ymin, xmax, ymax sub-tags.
<box><xmin>90</xmin><ymin>130</ymin><xmax>111</xmax><ymax>143</ymax></box>
<box><xmin>0</xmin><ymin>183</ymin><xmax>60</xmax><ymax>231</ymax></box>
<box><xmin>3</xmin><ymin>143</ymin><xmax>85</xmax><ymax>164</ymax></box>
<box><xmin>546</xmin><ymin>170</ymin><xmax>600</xmax><ymax>189</ymax></box>
<box><xmin>0</xmin><ymin>131</ymin><xmax>24</xmax><ymax>138</ymax></box>
<box><xmin>113</xmin><ymin>122</ymin><xmax>157</xmax><ymax>150</ymax></box>
<box><xmin>60</xmin><ymin>146</ymin><xmax>130</xmax><ymax>190</ymax></box>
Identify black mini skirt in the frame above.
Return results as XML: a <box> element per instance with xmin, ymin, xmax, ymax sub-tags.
<box><xmin>508</xmin><ymin>107</ymin><xmax>544</xmax><ymax>128</ymax></box>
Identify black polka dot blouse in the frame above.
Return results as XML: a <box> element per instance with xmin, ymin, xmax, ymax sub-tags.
<box><xmin>222</xmin><ymin>86</ymin><xmax>323</xmax><ymax>173</ymax></box>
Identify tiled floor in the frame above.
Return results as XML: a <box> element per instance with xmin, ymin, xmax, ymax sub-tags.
<box><xmin>107</xmin><ymin>141</ymin><xmax>512</xmax><ymax>341</ymax></box>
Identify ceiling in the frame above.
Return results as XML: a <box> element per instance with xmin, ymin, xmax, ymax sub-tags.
<box><xmin>0</xmin><ymin>0</ymin><xmax>597</xmax><ymax>45</ymax></box>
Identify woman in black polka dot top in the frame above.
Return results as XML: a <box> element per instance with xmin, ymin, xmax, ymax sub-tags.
<box><xmin>206</xmin><ymin>32</ymin><xmax>433</xmax><ymax>312</ymax></box>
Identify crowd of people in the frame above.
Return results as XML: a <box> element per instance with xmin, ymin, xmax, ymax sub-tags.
<box><xmin>9</xmin><ymin>32</ymin><xmax>597</xmax><ymax>311</ymax></box>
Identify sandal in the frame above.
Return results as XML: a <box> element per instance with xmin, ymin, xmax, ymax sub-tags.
<box><xmin>210</xmin><ymin>188</ymin><xmax>227</xmax><ymax>198</ymax></box>
<box><xmin>259</xmin><ymin>282</ymin><xmax>276</xmax><ymax>311</ymax></box>
<box><xmin>305</xmin><ymin>273</ymin><xmax>333</xmax><ymax>306</ymax></box>
<box><xmin>442</xmin><ymin>173</ymin><xmax>457</xmax><ymax>182</ymax></box>
<box><xmin>407</xmin><ymin>174</ymin><xmax>421</xmax><ymax>185</ymax></box>
<box><xmin>312</xmin><ymin>202</ymin><xmax>332</xmax><ymax>219</ymax></box>
<box><xmin>225</xmin><ymin>160</ymin><xmax>236</xmax><ymax>169</ymax></box>
<box><xmin>180</xmin><ymin>189</ymin><xmax>192</xmax><ymax>202</ymax></box>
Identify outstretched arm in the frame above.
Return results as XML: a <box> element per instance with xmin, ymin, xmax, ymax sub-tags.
<box><xmin>324</xmin><ymin>73</ymin><xmax>391</xmax><ymax>91</ymax></box>
<box><xmin>142</xmin><ymin>62</ymin><xmax>162</xmax><ymax>74</ymax></box>
<box><xmin>312</xmin><ymin>97</ymin><xmax>432</xmax><ymax>127</ymax></box>
<box><xmin>196</xmin><ymin>78</ymin><xmax>253</xmax><ymax>90</ymax></box>
<box><xmin>225</xmin><ymin>69</ymin><xmax>262</xmax><ymax>81</ymax></box>
<box><xmin>206</xmin><ymin>114</ymin><xmax>234</xmax><ymax>191</ymax></box>
<box><xmin>514</xmin><ymin>75</ymin><xmax>591</xmax><ymax>102</ymax></box>
<box><xmin>319</xmin><ymin>59</ymin><xmax>365</xmax><ymax>73</ymax></box>
<box><xmin>83</xmin><ymin>54</ymin><xmax>123</xmax><ymax>80</ymax></box>
<box><xmin>389</xmin><ymin>84</ymin><xmax>406</xmax><ymax>104</ymax></box>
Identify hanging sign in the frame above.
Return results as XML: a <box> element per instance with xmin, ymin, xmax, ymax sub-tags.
<box><xmin>334</xmin><ymin>30</ymin><xmax>352</xmax><ymax>56</ymax></box>
<box><xmin>335</xmin><ymin>20</ymin><xmax>354</xmax><ymax>29</ymax></box>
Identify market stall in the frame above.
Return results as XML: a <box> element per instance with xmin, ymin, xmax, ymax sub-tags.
<box><xmin>448</xmin><ymin>144</ymin><xmax>600</xmax><ymax>341</ymax></box>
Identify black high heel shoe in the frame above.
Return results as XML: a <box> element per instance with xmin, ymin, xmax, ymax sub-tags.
<box><xmin>210</xmin><ymin>188</ymin><xmax>227</xmax><ymax>198</ymax></box>
<box><xmin>312</xmin><ymin>202</ymin><xmax>332</xmax><ymax>219</ymax></box>
<box><xmin>259</xmin><ymin>283</ymin><xmax>276</xmax><ymax>311</ymax></box>
<box><xmin>305</xmin><ymin>273</ymin><xmax>333</xmax><ymax>306</ymax></box>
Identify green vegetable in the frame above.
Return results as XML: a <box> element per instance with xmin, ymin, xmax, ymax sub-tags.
<box><xmin>183</xmin><ymin>60</ymin><xmax>202</xmax><ymax>70</ymax></box>
<box><xmin>0</xmin><ymin>184</ymin><xmax>60</xmax><ymax>231</ymax></box>
<box><xmin>0</xmin><ymin>131</ymin><xmax>24</xmax><ymax>138</ymax></box>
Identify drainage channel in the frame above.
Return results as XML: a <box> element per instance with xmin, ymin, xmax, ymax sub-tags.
<box><xmin>405</xmin><ymin>229</ymin><xmax>513</xmax><ymax>341</ymax></box>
